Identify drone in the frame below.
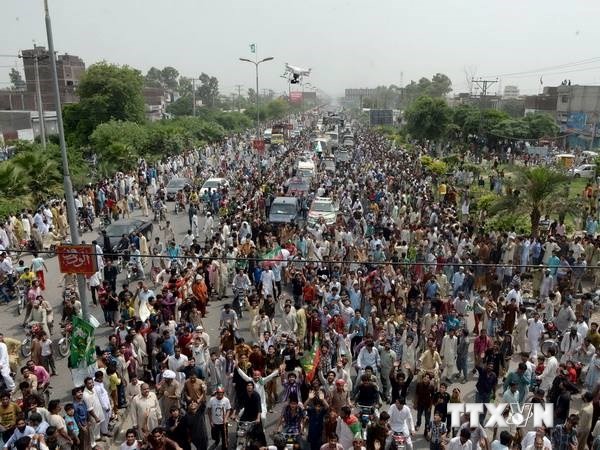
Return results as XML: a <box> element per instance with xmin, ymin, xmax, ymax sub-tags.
<box><xmin>283</xmin><ymin>63</ymin><xmax>311</xmax><ymax>84</ymax></box>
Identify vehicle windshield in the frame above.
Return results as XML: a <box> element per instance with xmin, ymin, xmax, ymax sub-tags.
<box><xmin>203</xmin><ymin>180</ymin><xmax>221</xmax><ymax>188</ymax></box>
<box><xmin>104</xmin><ymin>224</ymin><xmax>134</xmax><ymax>236</ymax></box>
<box><xmin>289</xmin><ymin>182</ymin><xmax>308</xmax><ymax>191</ymax></box>
<box><xmin>272</xmin><ymin>204</ymin><xmax>296</xmax><ymax>215</ymax></box>
<box><xmin>312</xmin><ymin>202</ymin><xmax>334</xmax><ymax>212</ymax></box>
<box><xmin>167</xmin><ymin>179</ymin><xmax>188</xmax><ymax>188</ymax></box>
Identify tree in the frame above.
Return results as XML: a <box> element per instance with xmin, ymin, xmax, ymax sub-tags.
<box><xmin>11</xmin><ymin>150</ymin><xmax>63</xmax><ymax>206</ymax></box>
<box><xmin>9</xmin><ymin>68</ymin><xmax>26</xmax><ymax>91</ymax></box>
<box><xmin>90</xmin><ymin>120</ymin><xmax>150</xmax><ymax>157</ymax></box>
<box><xmin>145</xmin><ymin>67</ymin><xmax>163</xmax><ymax>88</ymax></box>
<box><xmin>166</xmin><ymin>95</ymin><xmax>193</xmax><ymax>117</ymax></box>
<box><xmin>197</xmin><ymin>73</ymin><xmax>219</xmax><ymax>107</ymax></box>
<box><xmin>160</xmin><ymin>67</ymin><xmax>179</xmax><ymax>90</ymax></box>
<box><xmin>500</xmin><ymin>99</ymin><xmax>525</xmax><ymax>118</ymax></box>
<box><xmin>405</xmin><ymin>96</ymin><xmax>452</xmax><ymax>142</ymax></box>
<box><xmin>428</xmin><ymin>73</ymin><xmax>452</xmax><ymax>97</ymax></box>
<box><xmin>178</xmin><ymin>77</ymin><xmax>194</xmax><ymax>97</ymax></box>
<box><xmin>523</xmin><ymin>113</ymin><xmax>559</xmax><ymax>138</ymax></box>
<box><xmin>64</xmin><ymin>62</ymin><xmax>145</xmax><ymax>145</ymax></box>
<box><xmin>491</xmin><ymin>167</ymin><xmax>567</xmax><ymax>236</ymax></box>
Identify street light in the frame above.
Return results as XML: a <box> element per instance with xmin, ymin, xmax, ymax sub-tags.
<box><xmin>43</xmin><ymin>0</ymin><xmax>89</xmax><ymax>319</ymax></box>
<box><xmin>239</xmin><ymin>56</ymin><xmax>274</xmax><ymax>178</ymax></box>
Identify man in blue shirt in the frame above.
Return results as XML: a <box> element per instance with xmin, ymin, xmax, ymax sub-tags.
<box><xmin>348</xmin><ymin>310</ymin><xmax>367</xmax><ymax>355</ymax></box>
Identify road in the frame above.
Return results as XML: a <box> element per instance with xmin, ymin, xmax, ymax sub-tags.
<box><xmin>5</xmin><ymin>200</ymin><xmax>597</xmax><ymax>449</ymax></box>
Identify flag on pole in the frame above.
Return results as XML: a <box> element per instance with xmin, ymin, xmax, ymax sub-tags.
<box><xmin>540</xmin><ymin>76</ymin><xmax>543</xmax><ymax>86</ymax></box>
<box><xmin>250</xmin><ymin>43</ymin><xmax>256</xmax><ymax>54</ymax></box>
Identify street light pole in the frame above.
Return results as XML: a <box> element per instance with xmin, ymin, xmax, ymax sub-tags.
<box><xmin>32</xmin><ymin>47</ymin><xmax>47</xmax><ymax>150</ymax></box>
<box><xmin>44</xmin><ymin>0</ymin><xmax>89</xmax><ymax>320</ymax></box>
<box><xmin>239</xmin><ymin>56</ymin><xmax>274</xmax><ymax>179</ymax></box>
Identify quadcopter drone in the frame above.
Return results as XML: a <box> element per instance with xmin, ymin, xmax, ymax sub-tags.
<box><xmin>283</xmin><ymin>63</ymin><xmax>311</xmax><ymax>84</ymax></box>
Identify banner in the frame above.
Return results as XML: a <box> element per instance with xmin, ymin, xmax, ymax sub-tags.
<box><xmin>290</xmin><ymin>92</ymin><xmax>303</xmax><ymax>103</ymax></box>
<box><xmin>69</xmin><ymin>316</ymin><xmax>96</xmax><ymax>368</ymax></box>
<box><xmin>57</xmin><ymin>244</ymin><xmax>98</xmax><ymax>275</ymax></box>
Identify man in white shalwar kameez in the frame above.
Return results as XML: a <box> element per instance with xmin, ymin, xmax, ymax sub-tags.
<box><xmin>440</xmin><ymin>329</ymin><xmax>458</xmax><ymax>381</ymax></box>
<box><xmin>130</xmin><ymin>383</ymin><xmax>161</xmax><ymax>436</ymax></box>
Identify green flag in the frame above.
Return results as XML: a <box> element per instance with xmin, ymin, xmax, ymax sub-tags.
<box><xmin>250</xmin><ymin>43</ymin><xmax>256</xmax><ymax>53</ymax></box>
<box><xmin>69</xmin><ymin>316</ymin><xmax>96</xmax><ymax>368</ymax></box>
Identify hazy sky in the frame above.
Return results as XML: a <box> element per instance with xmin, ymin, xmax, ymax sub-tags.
<box><xmin>2</xmin><ymin>0</ymin><xmax>600</xmax><ymax>98</ymax></box>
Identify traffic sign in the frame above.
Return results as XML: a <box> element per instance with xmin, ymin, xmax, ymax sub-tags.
<box><xmin>57</xmin><ymin>244</ymin><xmax>98</xmax><ymax>275</ymax></box>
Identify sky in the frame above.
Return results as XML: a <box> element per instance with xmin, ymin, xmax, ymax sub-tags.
<box><xmin>2</xmin><ymin>0</ymin><xmax>600</xmax><ymax>98</ymax></box>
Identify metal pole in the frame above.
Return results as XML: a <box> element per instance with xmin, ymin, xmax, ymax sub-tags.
<box><xmin>192</xmin><ymin>78</ymin><xmax>196</xmax><ymax>116</ymax></box>
<box><xmin>33</xmin><ymin>49</ymin><xmax>47</xmax><ymax>150</ymax></box>
<box><xmin>44</xmin><ymin>0</ymin><xmax>89</xmax><ymax>320</ymax></box>
<box><xmin>255</xmin><ymin>62</ymin><xmax>261</xmax><ymax>179</ymax></box>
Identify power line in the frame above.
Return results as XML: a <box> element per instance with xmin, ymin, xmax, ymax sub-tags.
<box><xmin>483</xmin><ymin>56</ymin><xmax>600</xmax><ymax>78</ymax></box>
<box><xmin>5</xmin><ymin>248</ymin><xmax>600</xmax><ymax>270</ymax></box>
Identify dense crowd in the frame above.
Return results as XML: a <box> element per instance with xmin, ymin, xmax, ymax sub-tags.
<box><xmin>0</xmin><ymin>115</ymin><xmax>600</xmax><ymax>450</ymax></box>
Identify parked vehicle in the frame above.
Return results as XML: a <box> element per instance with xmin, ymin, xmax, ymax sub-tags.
<box><xmin>165</xmin><ymin>177</ymin><xmax>192</xmax><ymax>200</ymax></box>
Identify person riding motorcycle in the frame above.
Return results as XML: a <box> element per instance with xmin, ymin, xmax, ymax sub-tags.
<box><xmin>353</xmin><ymin>373</ymin><xmax>381</xmax><ymax>408</ymax></box>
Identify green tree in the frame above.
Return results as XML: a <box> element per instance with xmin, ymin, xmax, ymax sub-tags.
<box><xmin>197</xmin><ymin>73</ymin><xmax>219</xmax><ymax>107</ymax></box>
<box><xmin>145</xmin><ymin>67</ymin><xmax>163</xmax><ymax>88</ymax></box>
<box><xmin>405</xmin><ymin>96</ymin><xmax>452</xmax><ymax>142</ymax></box>
<box><xmin>523</xmin><ymin>113</ymin><xmax>559</xmax><ymax>138</ymax></box>
<box><xmin>12</xmin><ymin>150</ymin><xmax>63</xmax><ymax>206</ymax></box>
<box><xmin>9</xmin><ymin>68</ymin><xmax>26</xmax><ymax>91</ymax></box>
<box><xmin>64</xmin><ymin>62</ymin><xmax>145</xmax><ymax>145</ymax></box>
<box><xmin>91</xmin><ymin>120</ymin><xmax>150</xmax><ymax>157</ymax></box>
<box><xmin>178</xmin><ymin>77</ymin><xmax>194</xmax><ymax>97</ymax></box>
<box><xmin>166</xmin><ymin>95</ymin><xmax>193</xmax><ymax>116</ymax></box>
<box><xmin>491</xmin><ymin>167</ymin><xmax>567</xmax><ymax>236</ymax></box>
<box><xmin>160</xmin><ymin>67</ymin><xmax>179</xmax><ymax>90</ymax></box>
<box><xmin>428</xmin><ymin>73</ymin><xmax>452</xmax><ymax>97</ymax></box>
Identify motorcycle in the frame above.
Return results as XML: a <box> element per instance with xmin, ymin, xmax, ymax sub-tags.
<box><xmin>58</xmin><ymin>322</ymin><xmax>72</xmax><ymax>358</ymax></box>
<box><xmin>21</xmin><ymin>322</ymin><xmax>43</xmax><ymax>358</ymax></box>
<box><xmin>126</xmin><ymin>262</ymin><xmax>142</xmax><ymax>281</ymax></box>
<box><xmin>281</xmin><ymin>431</ymin><xmax>300</xmax><ymax>450</ymax></box>
<box><xmin>232</xmin><ymin>287</ymin><xmax>247</xmax><ymax>319</ymax></box>
<box><xmin>391</xmin><ymin>432</ymin><xmax>408</xmax><ymax>450</ymax></box>
<box><xmin>235</xmin><ymin>421</ymin><xmax>256</xmax><ymax>450</ymax></box>
<box><xmin>16</xmin><ymin>285</ymin><xmax>26</xmax><ymax>316</ymax></box>
<box><xmin>356</xmin><ymin>404</ymin><xmax>378</xmax><ymax>440</ymax></box>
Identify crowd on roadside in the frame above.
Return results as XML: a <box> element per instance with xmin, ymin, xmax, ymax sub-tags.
<box><xmin>1</xmin><ymin>114</ymin><xmax>600</xmax><ymax>450</ymax></box>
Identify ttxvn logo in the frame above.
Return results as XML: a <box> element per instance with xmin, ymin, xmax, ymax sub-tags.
<box><xmin>447</xmin><ymin>403</ymin><xmax>554</xmax><ymax>428</ymax></box>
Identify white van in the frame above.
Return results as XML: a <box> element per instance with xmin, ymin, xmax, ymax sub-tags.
<box><xmin>297</xmin><ymin>160</ymin><xmax>316</xmax><ymax>180</ymax></box>
<box><xmin>263</xmin><ymin>128</ymin><xmax>272</xmax><ymax>144</ymax></box>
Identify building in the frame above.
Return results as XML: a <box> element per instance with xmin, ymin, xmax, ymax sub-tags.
<box><xmin>20</xmin><ymin>46</ymin><xmax>85</xmax><ymax>112</ymax></box>
<box><xmin>555</xmin><ymin>84</ymin><xmax>600</xmax><ymax>148</ymax></box>
<box><xmin>0</xmin><ymin>110</ymin><xmax>57</xmax><ymax>142</ymax></box>
<box><xmin>344</xmin><ymin>88</ymin><xmax>376</xmax><ymax>107</ymax></box>
<box><xmin>523</xmin><ymin>87</ymin><xmax>558</xmax><ymax>115</ymax></box>
<box><xmin>503</xmin><ymin>85</ymin><xmax>520</xmax><ymax>99</ymax></box>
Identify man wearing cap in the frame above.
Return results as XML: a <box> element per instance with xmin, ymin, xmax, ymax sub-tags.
<box><xmin>208</xmin><ymin>387</ymin><xmax>231</xmax><ymax>450</ymax></box>
<box><xmin>157</xmin><ymin>370</ymin><xmax>181</xmax><ymax>420</ymax></box>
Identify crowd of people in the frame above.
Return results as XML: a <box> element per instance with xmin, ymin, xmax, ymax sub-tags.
<box><xmin>0</xmin><ymin>113</ymin><xmax>600</xmax><ymax>450</ymax></box>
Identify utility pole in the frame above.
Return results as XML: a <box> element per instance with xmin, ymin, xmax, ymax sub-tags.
<box><xmin>234</xmin><ymin>84</ymin><xmax>243</xmax><ymax>112</ymax></box>
<box><xmin>20</xmin><ymin>46</ymin><xmax>48</xmax><ymax>149</ymax></box>
<box><xmin>44</xmin><ymin>0</ymin><xmax>88</xmax><ymax>319</ymax></box>
<box><xmin>472</xmin><ymin>78</ymin><xmax>499</xmax><ymax>138</ymax></box>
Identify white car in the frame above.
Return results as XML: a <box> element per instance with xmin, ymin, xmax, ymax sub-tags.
<box><xmin>572</xmin><ymin>164</ymin><xmax>596</xmax><ymax>178</ymax></box>
<box><xmin>308</xmin><ymin>197</ymin><xmax>339</xmax><ymax>225</ymax></box>
<box><xmin>200</xmin><ymin>177</ymin><xmax>229</xmax><ymax>196</ymax></box>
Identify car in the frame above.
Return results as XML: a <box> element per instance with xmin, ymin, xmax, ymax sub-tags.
<box><xmin>200</xmin><ymin>177</ymin><xmax>229</xmax><ymax>196</ymax></box>
<box><xmin>286</xmin><ymin>177</ymin><xmax>310</xmax><ymax>197</ymax></box>
<box><xmin>307</xmin><ymin>197</ymin><xmax>339</xmax><ymax>225</ymax></box>
<box><xmin>264</xmin><ymin>128</ymin><xmax>272</xmax><ymax>144</ymax></box>
<box><xmin>321</xmin><ymin>157</ymin><xmax>336</xmax><ymax>173</ymax></box>
<box><xmin>572</xmin><ymin>164</ymin><xmax>596</xmax><ymax>178</ymax></box>
<box><xmin>335</xmin><ymin>149</ymin><xmax>350</xmax><ymax>163</ymax></box>
<box><xmin>98</xmin><ymin>218</ymin><xmax>153</xmax><ymax>250</ymax></box>
<box><xmin>296</xmin><ymin>160</ymin><xmax>316</xmax><ymax>180</ymax></box>
<box><xmin>268</xmin><ymin>197</ymin><xmax>303</xmax><ymax>225</ymax></box>
<box><xmin>165</xmin><ymin>177</ymin><xmax>192</xmax><ymax>200</ymax></box>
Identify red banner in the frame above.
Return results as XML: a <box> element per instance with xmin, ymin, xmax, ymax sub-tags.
<box><xmin>57</xmin><ymin>244</ymin><xmax>98</xmax><ymax>275</ymax></box>
<box><xmin>289</xmin><ymin>91</ymin><xmax>303</xmax><ymax>103</ymax></box>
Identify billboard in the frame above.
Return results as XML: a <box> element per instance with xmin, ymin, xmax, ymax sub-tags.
<box><xmin>369</xmin><ymin>109</ymin><xmax>394</xmax><ymax>126</ymax></box>
<box><xmin>290</xmin><ymin>91</ymin><xmax>303</xmax><ymax>103</ymax></box>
